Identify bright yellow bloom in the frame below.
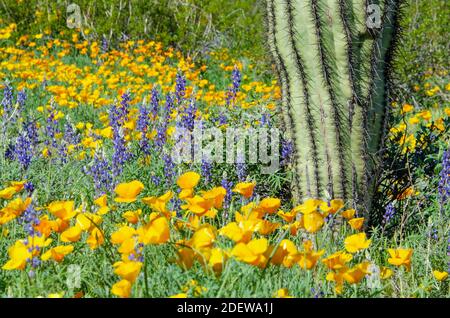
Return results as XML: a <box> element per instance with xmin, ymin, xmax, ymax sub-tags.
<box><xmin>114</xmin><ymin>180</ymin><xmax>144</xmax><ymax>203</ymax></box>
<box><xmin>219</xmin><ymin>220</ymin><xmax>258</xmax><ymax>243</ymax></box>
<box><xmin>258</xmin><ymin>197</ymin><xmax>281</xmax><ymax>214</ymax></box>
<box><xmin>274</xmin><ymin>288</ymin><xmax>293</xmax><ymax>298</ymax></box>
<box><xmin>122</xmin><ymin>209</ymin><xmax>142</xmax><ymax>224</ymax></box>
<box><xmin>41</xmin><ymin>245</ymin><xmax>74</xmax><ymax>262</ymax></box>
<box><xmin>348</xmin><ymin>217</ymin><xmax>365</xmax><ymax>230</ymax></box>
<box><xmin>344</xmin><ymin>233</ymin><xmax>371</xmax><ymax>253</ymax></box>
<box><xmin>387</xmin><ymin>248</ymin><xmax>413</xmax><ymax>271</ymax></box>
<box><xmin>86</xmin><ymin>227</ymin><xmax>105</xmax><ymax>249</ymax></box>
<box><xmin>341</xmin><ymin>209</ymin><xmax>356</xmax><ymax>220</ymax></box>
<box><xmin>343</xmin><ymin>262</ymin><xmax>371</xmax><ymax>284</ymax></box>
<box><xmin>401</xmin><ymin>103</ymin><xmax>414</xmax><ymax>114</ymax></box>
<box><xmin>111</xmin><ymin>279</ymin><xmax>132</xmax><ymax>298</ymax></box>
<box><xmin>319</xmin><ymin>199</ymin><xmax>344</xmax><ymax>215</ymax></box>
<box><xmin>231</xmin><ymin>238</ymin><xmax>269</xmax><ymax>268</ymax></box>
<box><xmin>232</xmin><ymin>182</ymin><xmax>256</xmax><ymax>199</ymax></box>
<box><xmin>208</xmin><ymin>247</ymin><xmax>228</xmax><ymax>274</ymax></box>
<box><xmin>433</xmin><ymin>270</ymin><xmax>448</xmax><ymax>281</ymax></box>
<box><xmin>380</xmin><ymin>266</ymin><xmax>393</xmax><ymax>279</ymax></box>
<box><xmin>2</xmin><ymin>241</ymin><xmax>32</xmax><ymax>270</ymax></box>
<box><xmin>137</xmin><ymin>212</ymin><xmax>170</xmax><ymax>244</ymax></box>
<box><xmin>189</xmin><ymin>224</ymin><xmax>216</xmax><ymax>250</ymax></box>
<box><xmin>111</xmin><ymin>225</ymin><xmax>136</xmax><ymax>244</ymax></box>
<box><xmin>293</xmin><ymin>198</ymin><xmax>322</xmax><ymax>214</ymax></box>
<box><xmin>0</xmin><ymin>186</ymin><xmax>18</xmax><ymax>199</ymax></box>
<box><xmin>113</xmin><ymin>261</ymin><xmax>142</xmax><ymax>282</ymax></box>
<box><xmin>177</xmin><ymin>171</ymin><xmax>200</xmax><ymax>189</ymax></box>
<box><xmin>296</xmin><ymin>240</ymin><xmax>325</xmax><ymax>270</ymax></box>
<box><xmin>60</xmin><ymin>225</ymin><xmax>83</xmax><ymax>243</ymax></box>
<box><xmin>47</xmin><ymin>201</ymin><xmax>76</xmax><ymax>220</ymax></box>
<box><xmin>302</xmin><ymin>212</ymin><xmax>324</xmax><ymax>233</ymax></box>
<box><xmin>322</xmin><ymin>251</ymin><xmax>353</xmax><ymax>270</ymax></box>
<box><xmin>201</xmin><ymin>187</ymin><xmax>226</xmax><ymax>209</ymax></box>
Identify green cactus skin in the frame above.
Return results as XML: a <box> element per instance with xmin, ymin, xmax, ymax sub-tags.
<box><xmin>265</xmin><ymin>0</ymin><xmax>403</xmax><ymax>221</ymax></box>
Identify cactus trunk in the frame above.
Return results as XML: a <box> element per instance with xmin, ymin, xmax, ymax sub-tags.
<box><xmin>265</xmin><ymin>0</ymin><xmax>402</xmax><ymax>220</ymax></box>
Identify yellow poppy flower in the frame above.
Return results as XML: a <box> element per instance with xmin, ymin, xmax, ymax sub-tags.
<box><xmin>259</xmin><ymin>197</ymin><xmax>281</xmax><ymax>214</ymax></box>
<box><xmin>380</xmin><ymin>266</ymin><xmax>393</xmax><ymax>279</ymax></box>
<box><xmin>322</xmin><ymin>251</ymin><xmax>353</xmax><ymax>270</ymax></box>
<box><xmin>387</xmin><ymin>248</ymin><xmax>413</xmax><ymax>271</ymax></box>
<box><xmin>47</xmin><ymin>201</ymin><xmax>76</xmax><ymax>220</ymax></box>
<box><xmin>41</xmin><ymin>245</ymin><xmax>74</xmax><ymax>262</ymax></box>
<box><xmin>348</xmin><ymin>217</ymin><xmax>365</xmax><ymax>230</ymax></box>
<box><xmin>114</xmin><ymin>180</ymin><xmax>144</xmax><ymax>203</ymax></box>
<box><xmin>137</xmin><ymin>212</ymin><xmax>170</xmax><ymax>244</ymax></box>
<box><xmin>433</xmin><ymin>270</ymin><xmax>448</xmax><ymax>281</ymax></box>
<box><xmin>231</xmin><ymin>238</ymin><xmax>269</xmax><ymax>268</ymax></box>
<box><xmin>113</xmin><ymin>261</ymin><xmax>142</xmax><ymax>282</ymax></box>
<box><xmin>303</xmin><ymin>211</ymin><xmax>324</xmax><ymax>233</ymax></box>
<box><xmin>111</xmin><ymin>226</ymin><xmax>137</xmax><ymax>245</ymax></box>
<box><xmin>111</xmin><ymin>279</ymin><xmax>132</xmax><ymax>298</ymax></box>
<box><xmin>60</xmin><ymin>225</ymin><xmax>83</xmax><ymax>243</ymax></box>
<box><xmin>232</xmin><ymin>182</ymin><xmax>256</xmax><ymax>199</ymax></box>
<box><xmin>177</xmin><ymin>171</ymin><xmax>200</xmax><ymax>189</ymax></box>
<box><xmin>2</xmin><ymin>240</ymin><xmax>32</xmax><ymax>270</ymax></box>
<box><xmin>344</xmin><ymin>233</ymin><xmax>371</xmax><ymax>253</ymax></box>
<box><xmin>341</xmin><ymin>209</ymin><xmax>356</xmax><ymax>220</ymax></box>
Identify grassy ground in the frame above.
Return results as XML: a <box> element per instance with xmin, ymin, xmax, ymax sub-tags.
<box><xmin>0</xmin><ymin>1</ymin><xmax>449</xmax><ymax>298</ymax></box>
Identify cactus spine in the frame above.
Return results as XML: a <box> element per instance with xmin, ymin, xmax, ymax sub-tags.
<box><xmin>265</xmin><ymin>0</ymin><xmax>402</xmax><ymax>220</ymax></box>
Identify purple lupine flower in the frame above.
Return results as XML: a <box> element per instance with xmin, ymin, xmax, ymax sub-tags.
<box><xmin>15</xmin><ymin>132</ymin><xmax>33</xmax><ymax>169</ymax></box>
<box><xmin>101</xmin><ymin>35</ymin><xmax>108</xmax><ymax>53</ymax></box>
<box><xmin>150</xmin><ymin>88</ymin><xmax>159</xmax><ymax>120</ymax></box>
<box><xmin>221</xmin><ymin>177</ymin><xmax>233</xmax><ymax>210</ymax></box>
<box><xmin>64</xmin><ymin>123</ymin><xmax>81</xmax><ymax>145</ymax></box>
<box><xmin>118</xmin><ymin>92</ymin><xmax>131</xmax><ymax>124</ymax></box>
<box><xmin>84</xmin><ymin>153</ymin><xmax>113</xmax><ymax>194</ymax></box>
<box><xmin>260</xmin><ymin>113</ymin><xmax>271</xmax><ymax>127</ymax></box>
<box><xmin>111</xmin><ymin>128</ymin><xmax>131</xmax><ymax>178</ymax></box>
<box><xmin>226</xmin><ymin>66</ymin><xmax>241</xmax><ymax>106</ymax></box>
<box><xmin>217</xmin><ymin>112</ymin><xmax>227</xmax><ymax>126</ymax></box>
<box><xmin>23</xmin><ymin>121</ymin><xmax>39</xmax><ymax>147</ymax></box>
<box><xmin>311</xmin><ymin>287</ymin><xmax>324</xmax><ymax>298</ymax></box>
<box><xmin>170</xmin><ymin>197</ymin><xmax>182</xmax><ymax>217</ymax></box>
<box><xmin>281</xmin><ymin>139</ymin><xmax>293</xmax><ymax>166</ymax></box>
<box><xmin>181</xmin><ymin>99</ymin><xmax>197</xmax><ymax>131</ymax></box>
<box><xmin>19</xmin><ymin>204</ymin><xmax>41</xmax><ymax>237</ymax></box>
<box><xmin>201</xmin><ymin>159</ymin><xmax>212</xmax><ymax>184</ymax></box>
<box><xmin>164</xmin><ymin>93</ymin><xmax>174</xmax><ymax>119</ymax></box>
<box><xmin>175</xmin><ymin>72</ymin><xmax>186</xmax><ymax>103</ymax></box>
<box><xmin>429</xmin><ymin>228</ymin><xmax>438</xmax><ymax>241</ymax></box>
<box><xmin>17</xmin><ymin>89</ymin><xmax>27</xmax><ymax>108</ymax></box>
<box><xmin>1</xmin><ymin>83</ymin><xmax>13</xmax><ymax>117</ymax></box>
<box><xmin>151</xmin><ymin>175</ymin><xmax>161</xmax><ymax>186</ymax></box>
<box><xmin>163</xmin><ymin>154</ymin><xmax>175</xmax><ymax>185</ymax></box>
<box><xmin>109</xmin><ymin>95</ymin><xmax>132</xmax><ymax>178</ymax></box>
<box><xmin>236</xmin><ymin>153</ymin><xmax>247</xmax><ymax>181</ymax></box>
<box><xmin>137</xmin><ymin>102</ymin><xmax>151</xmax><ymax>155</ymax></box>
<box><xmin>438</xmin><ymin>149</ymin><xmax>450</xmax><ymax>205</ymax></box>
<box><xmin>24</xmin><ymin>181</ymin><xmax>35</xmax><ymax>195</ymax></box>
<box><xmin>154</xmin><ymin>123</ymin><xmax>167</xmax><ymax>151</ymax></box>
<box><xmin>5</xmin><ymin>143</ymin><xmax>15</xmax><ymax>160</ymax></box>
<box><xmin>18</xmin><ymin>204</ymin><xmax>43</xmax><ymax>277</ymax></box>
<box><xmin>382</xmin><ymin>203</ymin><xmax>396</xmax><ymax>225</ymax></box>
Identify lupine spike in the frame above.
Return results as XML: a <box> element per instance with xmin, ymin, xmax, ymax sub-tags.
<box><xmin>265</xmin><ymin>0</ymin><xmax>404</xmax><ymax>222</ymax></box>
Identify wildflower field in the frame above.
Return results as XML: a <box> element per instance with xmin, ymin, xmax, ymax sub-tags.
<box><xmin>0</xmin><ymin>0</ymin><xmax>449</xmax><ymax>299</ymax></box>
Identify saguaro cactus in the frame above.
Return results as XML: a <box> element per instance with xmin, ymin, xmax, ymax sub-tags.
<box><xmin>265</xmin><ymin>0</ymin><xmax>403</xmax><ymax>220</ymax></box>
